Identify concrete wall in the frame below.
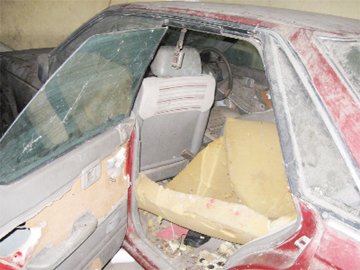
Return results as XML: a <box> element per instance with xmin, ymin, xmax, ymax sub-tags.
<box><xmin>1</xmin><ymin>0</ymin><xmax>359</xmax><ymax>50</ymax></box>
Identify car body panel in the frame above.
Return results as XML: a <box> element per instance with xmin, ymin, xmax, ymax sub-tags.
<box><xmin>0</xmin><ymin>2</ymin><xmax>359</xmax><ymax>269</ymax></box>
<box><xmin>263</xmin><ymin>29</ymin><xmax>360</xmax><ymax>229</ymax></box>
<box><xmin>226</xmin><ymin>200</ymin><xmax>360</xmax><ymax>270</ymax></box>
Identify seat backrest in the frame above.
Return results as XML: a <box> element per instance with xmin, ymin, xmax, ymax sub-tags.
<box><xmin>134</xmin><ymin>46</ymin><xmax>215</xmax><ymax>180</ymax></box>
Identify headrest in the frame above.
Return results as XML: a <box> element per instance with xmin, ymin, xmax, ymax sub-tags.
<box><xmin>150</xmin><ymin>46</ymin><xmax>202</xmax><ymax>77</ymax></box>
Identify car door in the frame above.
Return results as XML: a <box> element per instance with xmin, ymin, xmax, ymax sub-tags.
<box><xmin>0</xmin><ymin>28</ymin><xmax>166</xmax><ymax>269</ymax></box>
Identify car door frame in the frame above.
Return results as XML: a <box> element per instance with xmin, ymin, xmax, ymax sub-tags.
<box><xmin>0</xmin><ymin>28</ymin><xmax>168</xmax><ymax>269</ymax></box>
<box><xmin>0</xmin><ymin>117</ymin><xmax>134</xmax><ymax>269</ymax></box>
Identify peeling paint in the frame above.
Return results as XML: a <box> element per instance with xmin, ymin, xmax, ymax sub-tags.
<box><xmin>1</xmin><ymin>227</ymin><xmax>42</xmax><ymax>267</ymax></box>
<box><xmin>106</xmin><ymin>147</ymin><xmax>127</xmax><ymax>179</ymax></box>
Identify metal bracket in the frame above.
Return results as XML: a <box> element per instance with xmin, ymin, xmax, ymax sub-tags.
<box><xmin>181</xmin><ymin>149</ymin><xmax>195</xmax><ymax>161</ymax></box>
<box><xmin>294</xmin><ymin>235</ymin><xmax>311</xmax><ymax>251</ymax></box>
<box><xmin>172</xmin><ymin>28</ymin><xmax>187</xmax><ymax>69</ymax></box>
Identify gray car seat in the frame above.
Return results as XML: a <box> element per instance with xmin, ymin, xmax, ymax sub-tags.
<box><xmin>134</xmin><ymin>46</ymin><xmax>216</xmax><ymax>181</ymax></box>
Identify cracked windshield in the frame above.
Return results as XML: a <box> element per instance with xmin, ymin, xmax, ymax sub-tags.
<box><xmin>0</xmin><ymin>28</ymin><xmax>166</xmax><ymax>184</ymax></box>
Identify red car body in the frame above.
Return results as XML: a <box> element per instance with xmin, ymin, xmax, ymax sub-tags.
<box><xmin>119</xmin><ymin>3</ymin><xmax>360</xmax><ymax>269</ymax></box>
<box><xmin>0</xmin><ymin>2</ymin><xmax>359</xmax><ymax>269</ymax></box>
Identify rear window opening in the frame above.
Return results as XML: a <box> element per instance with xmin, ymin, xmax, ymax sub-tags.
<box><xmin>133</xmin><ymin>27</ymin><xmax>297</xmax><ymax>268</ymax></box>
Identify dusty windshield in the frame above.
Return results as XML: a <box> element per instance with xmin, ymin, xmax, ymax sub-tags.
<box><xmin>0</xmin><ymin>28</ymin><xmax>166</xmax><ymax>184</ymax></box>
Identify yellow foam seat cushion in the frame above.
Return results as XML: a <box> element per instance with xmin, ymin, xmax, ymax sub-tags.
<box><xmin>135</xmin><ymin>118</ymin><xmax>297</xmax><ymax>244</ymax></box>
<box><xmin>135</xmin><ymin>173</ymin><xmax>271</xmax><ymax>244</ymax></box>
<box><xmin>166</xmin><ymin>136</ymin><xmax>239</xmax><ymax>203</ymax></box>
<box><xmin>225</xmin><ymin>118</ymin><xmax>296</xmax><ymax>218</ymax></box>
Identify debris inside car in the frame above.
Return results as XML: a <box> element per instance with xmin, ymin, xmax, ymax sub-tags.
<box><xmin>135</xmin><ymin>118</ymin><xmax>296</xmax><ymax>248</ymax></box>
<box><xmin>2</xmin><ymin>3</ymin><xmax>359</xmax><ymax>267</ymax></box>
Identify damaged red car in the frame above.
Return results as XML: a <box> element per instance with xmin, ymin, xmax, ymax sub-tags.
<box><xmin>0</xmin><ymin>2</ymin><xmax>359</xmax><ymax>270</ymax></box>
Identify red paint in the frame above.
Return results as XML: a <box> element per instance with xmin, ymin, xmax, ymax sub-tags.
<box><xmin>289</xmin><ymin>28</ymin><xmax>360</xmax><ymax>167</ymax></box>
<box><xmin>124</xmin><ymin>129</ymin><xmax>159</xmax><ymax>270</ymax></box>
<box><xmin>155</xmin><ymin>224</ymin><xmax>188</xmax><ymax>240</ymax></box>
<box><xmin>122</xmin><ymin>239</ymin><xmax>159</xmax><ymax>270</ymax></box>
<box><xmin>0</xmin><ymin>260</ymin><xmax>19</xmax><ymax>270</ymax></box>
<box><xmin>314</xmin><ymin>227</ymin><xmax>360</xmax><ymax>270</ymax></box>
<box><xmin>1</xmin><ymin>252</ymin><xmax>24</xmax><ymax>269</ymax></box>
<box><xmin>228</xmin><ymin>199</ymin><xmax>360</xmax><ymax>270</ymax></box>
<box><xmin>228</xmin><ymin>199</ymin><xmax>321</xmax><ymax>269</ymax></box>
<box><xmin>0</xmin><ymin>260</ymin><xmax>20</xmax><ymax>270</ymax></box>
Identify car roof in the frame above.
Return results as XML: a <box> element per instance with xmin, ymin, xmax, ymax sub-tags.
<box><xmin>116</xmin><ymin>2</ymin><xmax>360</xmax><ymax>37</ymax></box>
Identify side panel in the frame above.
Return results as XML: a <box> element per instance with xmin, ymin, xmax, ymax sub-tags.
<box><xmin>0</xmin><ymin>118</ymin><xmax>134</xmax><ymax>269</ymax></box>
<box><xmin>25</xmin><ymin>144</ymin><xmax>129</xmax><ymax>267</ymax></box>
<box><xmin>0</xmin><ymin>120</ymin><xmax>132</xmax><ymax>240</ymax></box>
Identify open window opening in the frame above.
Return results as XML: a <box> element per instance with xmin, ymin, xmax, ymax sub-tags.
<box><xmin>133</xmin><ymin>27</ymin><xmax>297</xmax><ymax>268</ymax></box>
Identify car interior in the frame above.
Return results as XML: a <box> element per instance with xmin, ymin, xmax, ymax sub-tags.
<box><xmin>132</xmin><ymin>27</ymin><xmax>298</xmax><ymax>269</ymax></box>
<box><xmin>136</xmin><ymin>28</ymin><xmax>273</xmax><ymax>177</ymax></box>
<box><xmin>0</xmin><ymin>25</ymin><xmax>299</xmax><ymax>269</ymax></box>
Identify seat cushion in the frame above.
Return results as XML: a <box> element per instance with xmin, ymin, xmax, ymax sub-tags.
<box><xmin>225</xmin><ymin>118</ymin><xmax>296</xmax><ymax>218</ymax></box>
